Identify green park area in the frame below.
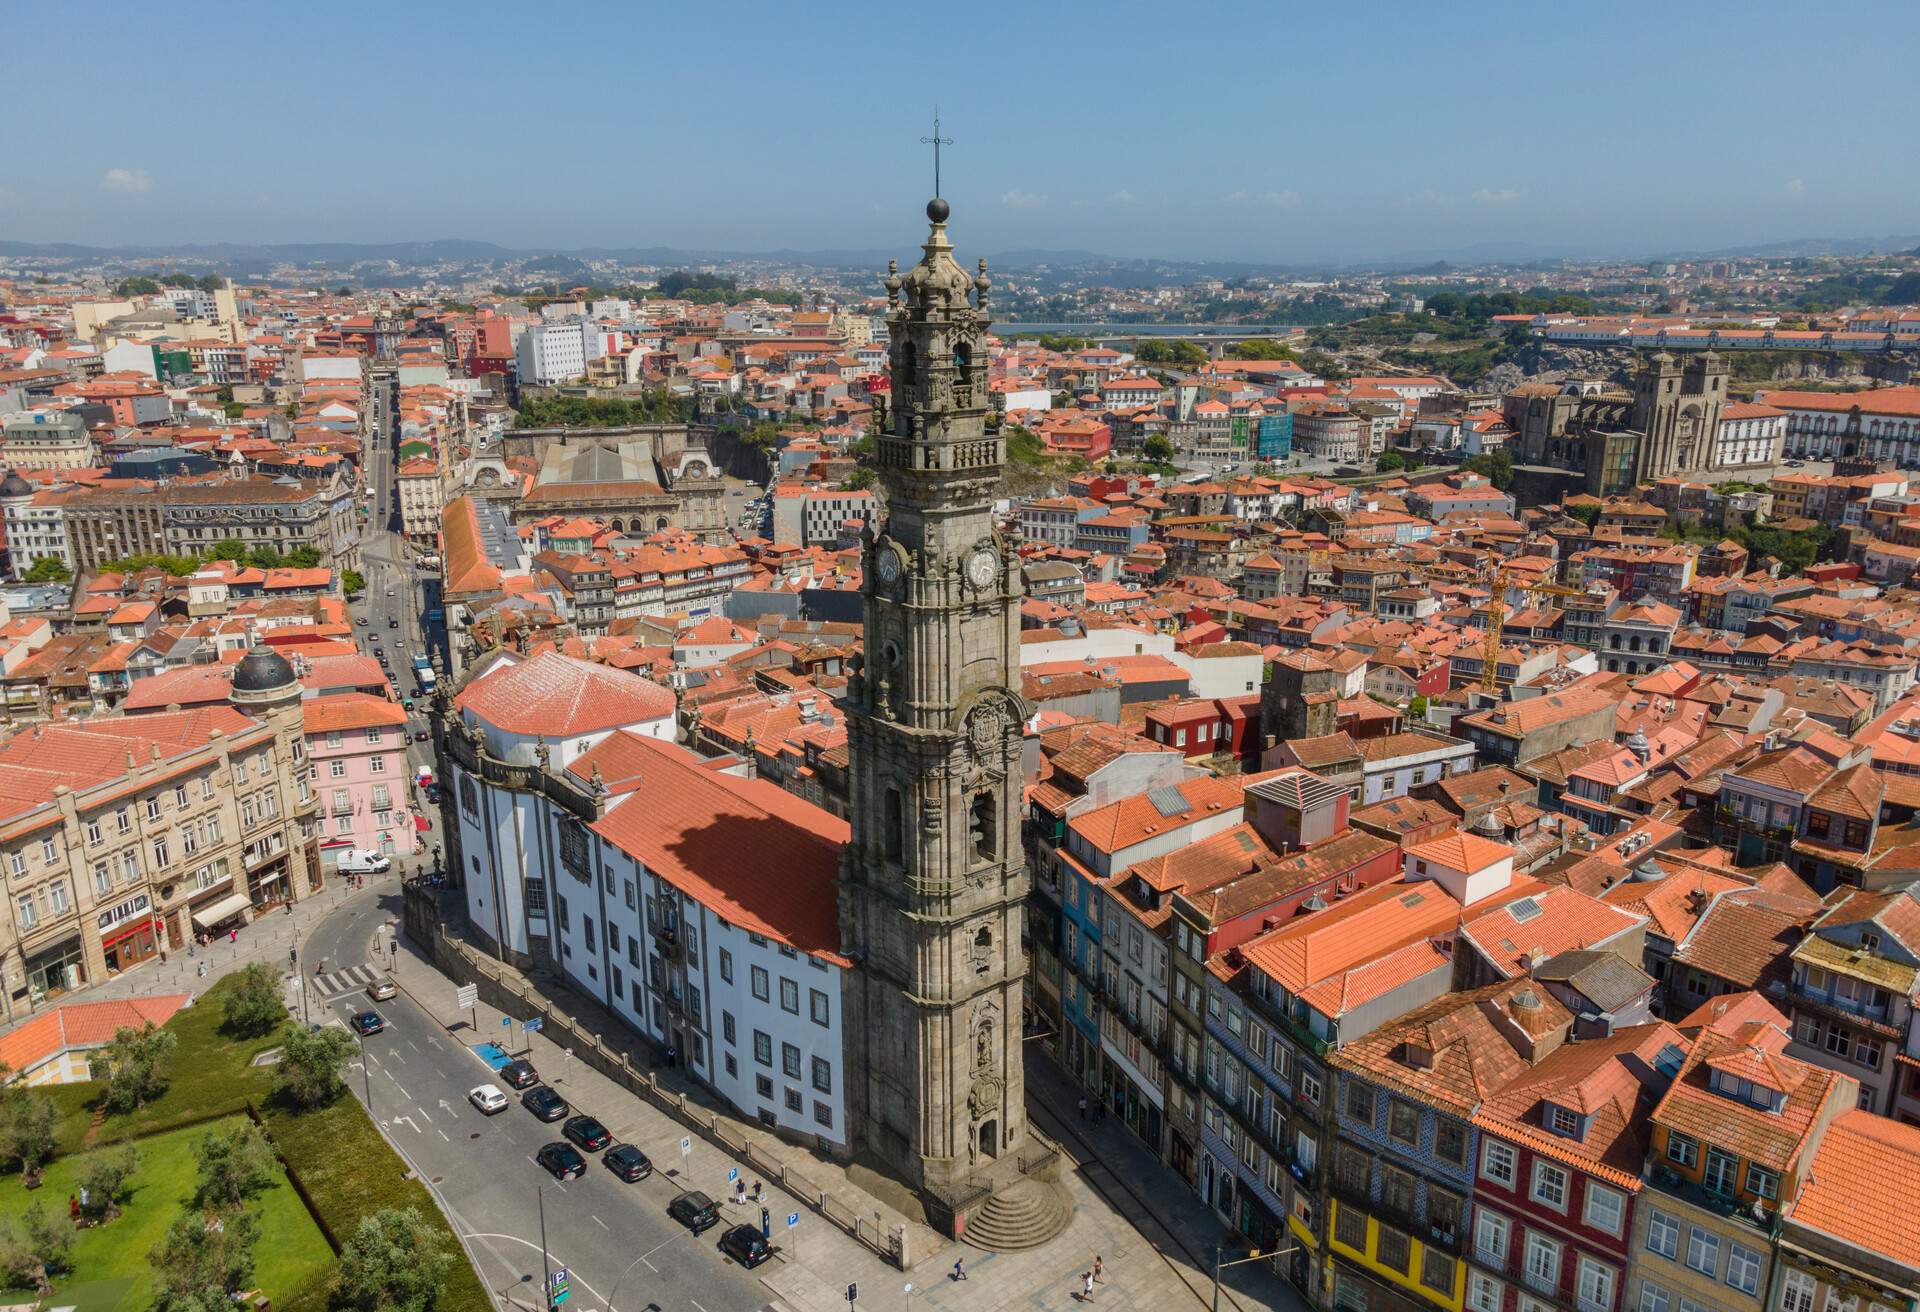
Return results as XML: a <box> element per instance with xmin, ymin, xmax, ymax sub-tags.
<box><xmin>0</xmin><ymin>968</ymin><xmax>489</xmax><ymax>1312</ymax></box>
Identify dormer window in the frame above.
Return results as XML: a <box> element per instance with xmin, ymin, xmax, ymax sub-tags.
<box><xmin>1547</xmin><ymin>1104</ymin><xmax>1583</xmax><ymax>1138</ymax></box>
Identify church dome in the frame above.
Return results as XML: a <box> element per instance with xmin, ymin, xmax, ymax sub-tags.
<box><xmin>231</xmin><ymin>646</ymin><xmax>297</xmax><ymax>695</ymax></box>
<box><xmin>0</xmin><ymin>470</ymin><xmax>31</xmax><ymax>499</ymax></box>
<box><xmin>897</xmin><ymin>201</ymin><xmax>975</xmax><ymax>307</ymax></box>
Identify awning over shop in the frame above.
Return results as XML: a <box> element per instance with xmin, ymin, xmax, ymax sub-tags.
<box><xmin>191</xmin><ymin>892</ymin><xmax>252</xmax><ymax>930</ymax></box>
<box><xmin>414</xmin><ymin>815</ymin><xmax>430</xmax><ymax>832</ymax></box>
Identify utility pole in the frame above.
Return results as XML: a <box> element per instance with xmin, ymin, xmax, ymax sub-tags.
<box><xmin>358</xmin><ymin>1030</ymin><xmax>372</xmax><ymax>1110</ymax></box>
<box><xmin>539</xmin><ymin>1186</ymin><xmax>553</xmax><ymax>1312</ymax></box>
<box><xmin>1213</xmin><ymin>1245</ymin><xmax>1294</xmax><ymax>1312</ymax></box>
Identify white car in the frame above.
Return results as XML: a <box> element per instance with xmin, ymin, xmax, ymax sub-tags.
<box><xmin>468</xmin><ymin>1083</ymin><xmax>509</xmax><ymax>1115</ymax></box>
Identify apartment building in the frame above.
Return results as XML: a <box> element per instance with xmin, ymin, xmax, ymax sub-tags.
<box><xmin>305</xmin><ymin>693</ymin><xmax>419</xmax><ymax>866</ymax></box>
<box><xmin>0</xmin><ymin>646</ymin><xmax>318</xmax><ymax>1020</ymax></box>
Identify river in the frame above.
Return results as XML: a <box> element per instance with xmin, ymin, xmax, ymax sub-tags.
<box><xmin>994</xmin><ymin>322</ymin><xmax>1303</xmax><ymax>338</ymax></box>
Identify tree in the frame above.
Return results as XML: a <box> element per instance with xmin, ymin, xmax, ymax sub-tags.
<box><xmin>114</xmin><ymin>277</ymin><xmax>161</xmax><ymax>297</ymax></box>
<box><xmin>1142</xmin><ymin>435</ymin><xmax>1175</xmax><ymax>463</ymax></box>
<box><xmin>1564</xmin><ymin>502</ymin><xmax>1601</xmax><ymax>527</ymax></box>
<box><xmin>341</xmin><ymin>568</ymin><xmax>367</xmax><ymax>596</ymax></box>
<box><xmin>0</xmin><ymin>1201</ymin><xmax>72</xmax><ymax>1296</ymax></box>
<box><xmin>246</xmin><ymin>545</ymin><xmax>282</xmax><ymax>569</ymax></box>
<box><xmin>283</xmin><ymin>546</ymin><xmax>322</xmax><ymax>569</ymax></box>
<box><xmin>150</xmin><ymin>1206</ymin><xmax>260</xmax><ymax>1309</ymax></box>
<box><xmin>1375</xmin><ymin>450</ymin><xmax>1406</xmax><ymax>472</ymax></box>
<box><xmin>272</xmin><ymin>1020</ymin><xmax>355</xmax><ymax>1110</ymax></box>
<box><xmin>192</xmin><ymin>1122</ymin><xmax>279</xmax><ymax>1212</ymax></box>
<box><xmin>197</xmin><ymin>274</ymin><xmax>224</xmax><ymax>293</ymax></box>
<box><xmin>208</xmin><ymin>539</ymin><xmax>250</xmax><ymax>563</ymax></box>
<box><xmin>79</xmin><ymin>1145</ymin><xmax>139</xmax><ymax>1224</ymax></box>
<box><xmin>840</xmin><ymin>467</ymin><xmax>875</xmax><ymax>492</ymax></box>
<box><xmin>1226</xmin><ymin>338</ymin><xmax>1296</xmax><ymax>360</ymax></box>
<box><xmin>0</xmin><ymin>1088</ymin><xmax>57</xmax><ymax>1181</ymax></box>
<box><xmin>23</xmin><ymin>555</ymin><xmax>70</xmax><ymax>583</ymax></box>
<box><xmin>1462</xmin><ymin>449</ymin><xmax>1515</xmax><ymax>491</ymax></box>
<box><xmin>332</xmin><ymin>1208</ymin><xmax>455</xmax><ymax>1312</ymax></box>
<box><xmin>1409</xmin><ymin>694</ymin><xmax>1429</xmax><ymax>721</ymax></box>
<box><xmin>97</xmin><ymin>1021</ymin><xmax>178</xmax><ymax>1114</ymax></box>
<box><xmin>223</xmin><ymin>963</ymin><xmax>286</xmax><ymax>1039</ymax></box>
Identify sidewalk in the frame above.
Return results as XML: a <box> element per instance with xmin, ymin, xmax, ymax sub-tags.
<box><xmin>393</xmin><ymin>906</ymin><xmax>1311</xmax><ymax>1312</ymax></box>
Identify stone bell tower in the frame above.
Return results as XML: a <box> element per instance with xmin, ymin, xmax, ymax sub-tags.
<box><xmin>838</xmin><ymin>196</ymin><xmax>1033</xmax><ymax>1225</ymax></box>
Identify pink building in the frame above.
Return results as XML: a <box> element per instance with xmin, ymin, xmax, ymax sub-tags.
<box><xmin>303</xmin><ymin>693</ymin><xmax>419</xmax><ymax>866</ymax></box>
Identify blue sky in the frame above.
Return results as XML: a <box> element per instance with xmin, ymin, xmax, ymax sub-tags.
<box><xmin>7</xmin><ymin>0</ymin><xmax>1916</xmax><ymax>264</ymax></box>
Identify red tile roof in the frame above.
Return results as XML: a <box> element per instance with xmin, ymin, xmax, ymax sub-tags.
<box><xmin>0</xmin><ymin>993</ymin><xmax>191</xmax><ymax>1076</ymax></box>
<box><xmin>456</xmin><ymin>651</ymin><xmax>674</xmax><ymax>738</ymax></box>
<box><xmin>587</xmin><ymin>733</ymin><xmax>848</xmax><ymax>962</ymax></box>
<box><xmin>1787</xmin><ymin>1109</ymin><xmax>1920</xmax><ymax>1268</ymax></box>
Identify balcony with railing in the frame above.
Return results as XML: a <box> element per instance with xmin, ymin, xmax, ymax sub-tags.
<box><xmin>1782</xmin><ymin>977</ymin><xmax>1901</xmax><ymax>1036</ymax></box>
<box><xmin>1645</xmin><ymin>1164</ymin><xmax>1778</xmax><ymax>1236</ymax></box>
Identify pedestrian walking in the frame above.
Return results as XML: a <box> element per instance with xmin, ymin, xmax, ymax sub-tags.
<box><xmin>751</xmin><ymin>1180</ymin><xmax>763</xmax><ymax>1203</ymax></box>
<box><xmin>1082</xmin><ymin>1271</ymin><xmax>1095</xmax><ymax>1301</ymax></box>
<box><xmin>228</xmin><ymin>928</ymin><xmax>237</xmax><ymax>945</ymax></box>
<box><xmin>734</xmin><ymin>1179</ymin><xmax>746</xmax><ymax>1205</ymax></box>
<box><xmin>1077</xmin><ymin>1095</ymin><xmax>1088</xmax><ymax>1121</ymax></box>
<box><xmin>952</xmin><ymin>1258</ymin><xmax>967</xmax><ymax>1281</ymax></box>
<box><xmin>197</xmin><ymin>961</ymin><xmax>206</xmax><ymax>979</ymax></box>
<box><xmin>1094</xmin><ymin>1255</ymin><xmax>1104</xmax><ymax>1283</ymax></box>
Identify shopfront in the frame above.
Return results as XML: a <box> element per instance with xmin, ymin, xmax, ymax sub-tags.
<box><xmin>24</xmin><ymin>935</ymin><xmax>86</xmax><ymax>1002</ymax></box>
<box><xmin>190</xmin><ymin>890</ymin><xmax>253</xmax><ymax>938</ymax></box>
<box><xmin>98</xmin><ymin>892</ymin><xmax>159</xmax><ymax>974</ymax></box>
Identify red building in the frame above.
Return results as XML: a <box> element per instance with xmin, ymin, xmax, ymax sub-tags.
<box><xmin>1466</xmin><ymin>1022</ymin><xmax>1687</xmax><ymax>1312</ymax></box>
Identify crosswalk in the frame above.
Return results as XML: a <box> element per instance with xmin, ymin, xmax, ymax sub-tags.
<box><xmin>311</xmin><ymin>963</ymin><xmax>383</xmax><ymax>998</ymax></box>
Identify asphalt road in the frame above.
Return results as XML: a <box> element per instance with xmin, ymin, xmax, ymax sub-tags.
<box><xmin>299</xmin><ymin>889</ymin><xmax>782</xmax><ymax>1312</ymax></box>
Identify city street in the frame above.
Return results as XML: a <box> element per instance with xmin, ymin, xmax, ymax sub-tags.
<box><xmin>296</xmin><ymin>890</ymin><xmax>783</xmax><ymax>1312</ymax></box>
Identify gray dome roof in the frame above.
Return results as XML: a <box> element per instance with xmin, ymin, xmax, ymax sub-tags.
<box><xmin>231</xmin><ymin>646</ymin><xmax>296</xmax><ymax>693</ymax></box>
<box><xmin>0</xmin><ymin>471</ymin><xmax>31</xmax><ymax>498</ymax></box>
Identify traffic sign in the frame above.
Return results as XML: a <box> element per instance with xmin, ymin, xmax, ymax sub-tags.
<box><xmin>787</xmin><ymin>1212</ymin><xmax>800</xmax><ymax>1229</ymax></box>
<box><xmin>680</xmin><ymin>1136</ymin><xmax>691</xmax><ymax>1153</ymax></box>
<box><xmin>524</xmin><ymin>1016</ymin><xmax>543</xmax><ymax>1033</ymax></box>
<box><xmin>455</xmin><ymin>984</ymin><xmax>477</xmax><ymax>1010</ymax></box>
<box><xmin>502</xmin><ymin>1016</ymin><xmax>511</xmax><ymax>1028</ymax></box>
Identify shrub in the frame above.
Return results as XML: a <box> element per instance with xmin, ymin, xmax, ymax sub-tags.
<box><xmin>272</xmin><ymin>1022</ymin><xmax>355</xmax><ymax>1110</ymax></box>
<box><xmin>223</xmin><ymin>962</ymin><xmax>287</xmax><ymax>1039</ymax></box>
<box><xmin>98</xmin><ymin>1022</ymin><xmax>179</xmax><ymax>1114</ymax></box>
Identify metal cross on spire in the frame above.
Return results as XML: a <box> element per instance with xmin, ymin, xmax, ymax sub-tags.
<box><xmin>920</xmin><ymin>109</ymin><xmax>953</xmax><ymax>199</ymax></box>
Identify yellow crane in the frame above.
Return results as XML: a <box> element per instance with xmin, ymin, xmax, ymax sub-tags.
<box><xmin>1477</xmin><ymin>567</ymin><xmax>1585</xmax><ymax>692</ymax></box>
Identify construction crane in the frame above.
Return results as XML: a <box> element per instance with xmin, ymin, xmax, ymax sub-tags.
<box><xmin>1477</xmin><ymin>566</ymin><xmax>1586</xmax><ymax>692</ymax></box>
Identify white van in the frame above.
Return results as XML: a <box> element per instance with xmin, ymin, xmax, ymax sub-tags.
<box><xmin>336</xmin><ymin>849</ymin><xmax>392</xmax><ymax>875</ymax></box>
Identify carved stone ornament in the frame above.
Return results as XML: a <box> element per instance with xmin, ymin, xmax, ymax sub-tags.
<box><xmin>966</xmin><ymin>701</ymin><xmax>1003</xmax><ymax>752</ymax></box>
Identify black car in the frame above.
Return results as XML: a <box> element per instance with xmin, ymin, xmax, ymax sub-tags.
<box><xmin>349</xmin><ymin>1010</ymin><xmax>385</xmax><ymax>1035</ymax></box>
<box><xmin>522</xmin><ymin>1086</ymin><xmax>569</xmax><ymax>1122</ymax></box>
<box><xmin>718</xmin><ymin>1224</ymin><xmax>772</xmax><ymax>1268</ymax></box>
<box><xmin>414</xmin><ymin>731</ymin><xmax>430</xmax><ymax>743</ymax></box>
<box><xmin>668</xmin><ymin>1190</ymin><xmax>720</xmax><ymax>1234</ymax></box>
<box><xmin>535</xmin><ymin>1142</ymin><xmax>587</xmax><ymax>1180</ymax></box>
<box><xmin>388</xmin><ymin>618</ymin><xmax>399</xmax><ymax>628</ymax></box>
<box><xmin>604</xmin><ymin>1144</ymin><xmax>652</xmax><ymax>1182</ymax></box>
<box><xmin>499</xmin><ymin>1059</ymin><xmax>539</xmax><ymax>1089</ymax></box>
<box><xmin>562</xmin><ymin>1115</ymin><xmax>611</xmax><ymax>1153</ymax></box>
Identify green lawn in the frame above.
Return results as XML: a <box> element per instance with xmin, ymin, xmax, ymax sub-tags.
<box><xmin>6</xmin><ymin>971</ymin><xmax>492</xmax><ymax>1312</ymax></box>
<box><xmin>0</xmin><ymin>1118</ymin><xmax>334</xmax><ymax>1311</ymax></box>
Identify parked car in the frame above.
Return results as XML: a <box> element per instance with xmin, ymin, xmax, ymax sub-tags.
<box><xmin>604</xmin><ymin>1144</ymin><xmax>652</xmax><ymax>1181</ymax></box>
<box><xmin>498</xmin><ymin>1059</ymin><xmax>539</xmax><ymax>1089</ymax></box>
<box><xmin>468</xmin><ymin>1084</ymin><xmax>509</xmax><ymax>1115</ymax></box>
<box><xmin>535</xmin><ymin>1142</ymin><xmax>586</xmax><ymax>1180</ymax></box>
<box><xmin>718</xmin><ymin>1224</ymin><xmax>772</xmax><ymax>1267</ymax></box>
<box><xmin>562</xmin><ymin>1115</ymin><xmax>611</xmax><ymax>1153</ymax></box>
<box><xmin>521</xmin><ymin>1086</ymin><xmax>569</xmax><ymax>1122</ymax></box>
<box><xmin>414</xmin><ymin>731</ymin><xmax>430</xmax><ymax>743</ymax></box>
<box><xmin>349</xmin><ymin>1010</ymin><xmax>385</xmax><ymax>1036</ymax></box>
<box><xmin>369</xmin><ymin>977</ymin><xmax>397</xmax><ymax>1001</ymax></box>
<box><xmin>337</xmin><ymin>850</ymin><xmax>391</xmax><ymax>876</ymax></box>
<box><xmin>668</xmin><ymin>1191</ymin><xmax>720</xmax><ymax>1233</ymax></box>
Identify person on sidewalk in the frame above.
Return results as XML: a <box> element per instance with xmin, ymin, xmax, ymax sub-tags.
<box><xmin>1077</xmin><ymin>1096</ymin><xmax>1088</xmax><ymax>1121</ymax></box>
<box><xmin>1094</xmin><ymin>1255</ymin><xmax>1103</xmax><ymax>1283</ymax></box>
<box><xmin>952</xmin><ymin>1258</ymin><xmax>967</xmax><ymax>1281</ymax></box>
<box><xmin>1081</xmin><ymin>1271</ymin><xmax>1095</xmax><ymax>1301</ymax></box>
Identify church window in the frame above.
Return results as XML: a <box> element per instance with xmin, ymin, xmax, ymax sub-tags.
<box><xmin>899</xmin><ymin>342</ymin><xmax>918</xmax><ymax>389</ymax></box>
<box><xmin>970</xmin><ymin>790</ymin><xmax>997</xmax><ymax>863</ymax></box>
<box><xmin>883</xmin><ymin>788</ymin><xmax>904</xmax><ymax>861</ymax></box>
<box><xmin>974</xmin><ymin>927</ymin><xmax>993</xmax><ymax>974</ymax></box>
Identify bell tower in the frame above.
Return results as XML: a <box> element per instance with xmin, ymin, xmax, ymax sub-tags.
<box><xmin>839</xmin><ymin>196</ymin><xmax>1031</xmax><ymax>1220</ymax></box>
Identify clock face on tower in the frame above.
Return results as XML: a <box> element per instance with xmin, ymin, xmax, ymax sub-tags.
<box><xmin>875</xmin><ymin>543</ymin><xmax>901</xmax><ymax>585</ymax></box>
<box><xmin>965</xmin><ymin>547</ymin><xmax>997</xmax><ymax>590</ymax></box>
